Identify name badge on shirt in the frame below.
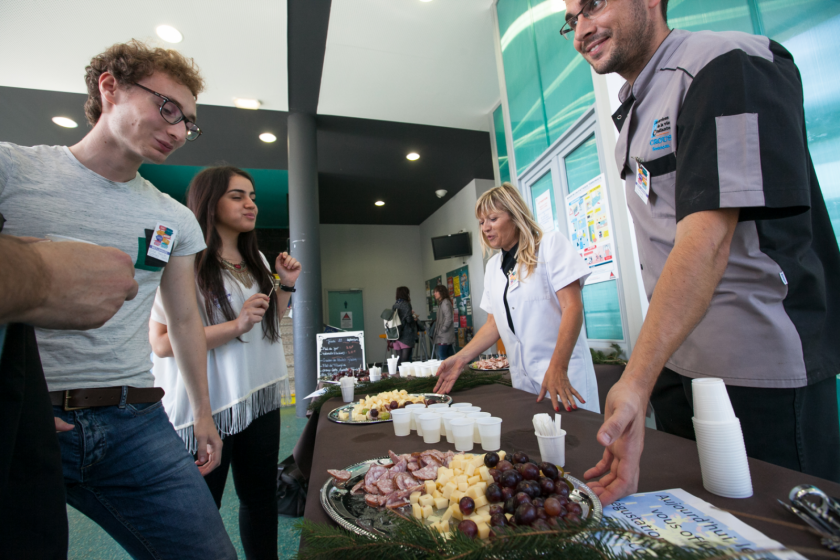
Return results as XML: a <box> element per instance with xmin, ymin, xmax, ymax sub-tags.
<box><xmin>508</xmin><ymin>268</ymin><xmax>520</xmax><ymax>291</ymax></box>
<box><xmin>635</xmin><ymin>160</ymin><xmax>650</xmax><ymax>204</ymax></box>
<box><xmin>147</xmin><ymin>223</ymin><xmax>178</xmax><ymax>263</ymax></box>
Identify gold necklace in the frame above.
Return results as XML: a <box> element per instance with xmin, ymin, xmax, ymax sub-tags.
<box><xmin>220</xmin><ymin>259</ymin><xmax>254</xmax><ymax>289</ymax></box>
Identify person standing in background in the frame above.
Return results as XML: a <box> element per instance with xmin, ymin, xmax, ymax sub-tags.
<box><xmin>150</xmin><ymin>166</ymin><xmax>299</xmax><ymax>560</ymax></box>
<box><xmin>432</xmin><ymin>284</ymin><xmax>456</xmax><ymax>361</ymax></box>
<box><xmin>392</xmin><ymin>286</ymin><xmax>417</xmax><ymax>365</ymax></box>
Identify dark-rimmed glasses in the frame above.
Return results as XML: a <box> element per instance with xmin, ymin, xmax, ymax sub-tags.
<box><xmin>560</xmin><ymin>0</ymin><xmax>608</xmax><ymax>40</ymax></box>
<box><xmin>133</xmin><ymin>82</ymin><xmax>202</xmax><ymax>141</ymax></box>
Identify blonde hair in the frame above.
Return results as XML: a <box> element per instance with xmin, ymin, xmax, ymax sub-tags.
<box><xmin>475</xmin><ymin>183</ymin><xmax>543</xmax><ymax>279</ymax></box>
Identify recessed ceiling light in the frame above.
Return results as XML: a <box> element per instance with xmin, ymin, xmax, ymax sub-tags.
<box><xmin>406</xmin><ymin>152</ymin><xmax>420</xmax><ymax>161</ymax></box>
<box><xmin>233</xmin><ymin>98</ymin><xmax>261</xmax><ymax>110</ymax></box>
<box><xmin>52</xmin><ymin>116</ymin><xmax>77</xmax><ymax>128</ymax></box>
<box><xmin>375</xmin><ymin>201</ymin><xmax>385</xmax><ymax>206</ymax></box>
<box><xmin>156</xmin><ymin>25</ymin><xmax>183</xmax><ymax>43</ymax></box>
<box><xmin>259</xmin><ymin>133</ymin><xmax>277</xmax><ymax>143</ymax></box>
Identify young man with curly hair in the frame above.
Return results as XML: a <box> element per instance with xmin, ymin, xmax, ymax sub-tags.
<box><xmin>0</xmin><ymin>40</ymin><xmax>237</xmax><ymax>559</ymax></box>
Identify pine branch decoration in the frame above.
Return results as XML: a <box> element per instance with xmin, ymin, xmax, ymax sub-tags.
<box><xmin>309</xmin><ymin>370</ymin><xmax>511</xmax><ymax>413</ymax></box>
<box><xmin>295</xmin><ymin>513</ymin><xmax>772</xmax><ymax>560</ymax></box>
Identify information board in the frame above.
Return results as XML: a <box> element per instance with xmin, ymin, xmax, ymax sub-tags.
<box><xmin>446</xmin><ymin>266</ymin><xmax>473</xmax><ymax>350</ymax></box>
<box><xmin>316</xmin><ymin>331</ymin><xmax>365</xmax><ymax>378</ymax></box>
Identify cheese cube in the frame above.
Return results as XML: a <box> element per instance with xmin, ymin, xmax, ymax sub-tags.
<box><xmin>434</xmin><ymin>497</ymin><xmax>449</xmax><ymax>510</ymax></box>
<box><xmin>451</xmin><ymin>507</ymin><xmax>463</xmax><ymax>521</ymax></box>
<box><xmin>458</xmin><ymin>482</ymin><xmax>469</xmax><ymax>493</ymax></box>
<box><xmin>477</xmin><ymin>505</ymin><xmax>490</xmax><ymax>516</ymax></box>
<box><xmin>465</xmin><ymin>463</ymin><xmax>476</xmax><ymax>477</ymax></box>
<box><xmin>467</xmin><ymin>475</ymin><xmax>481</xmax><ymax>486</ymax></box>
<box><xmin>418</xmin><ymin>494</ymin><xmax>435</xmax><ymax>508</ymax></box>
<box><xmin>450</xmin><ymin>490</ymin><xmax>463</xmax><ymax>506</ymax></box>
<box><xmin>412</xmin><ymin>503</ymin><xmax>422</xmax><ymax>519</ymax></box>
<box><xmin>479</xmin><ymin>466</ymin><xmax>492</xmax><ymax>483</ymax></box>
<box><xmin>472</xmin><ymin>454</ymin><xmax>486</xmax><ymax>468</ymax></box>
<box><xmin>456</xmin><ymin>475</ymin><xmax>468</xmax><ymax>485</ymax></box>
<box><xmin>477</xmin><ymin>521</ymin><xmax>490</xmax><ymax>540</ymax></box>
<box><xmin>424</xmin><ymin>480</ymin><xmax>436</xmax><ymax>495</ymax></box>
<box><xmin>498</xmin><ymin>450</ymin><xmax>506</xmax><ymax>460</ymax></box>
<box><xmin>442</xmin><ymin>482</ymin><xmax>456</xmax><ymax>499</ymax></box>
<box><xmin>453</xmin><ymin>468</ymin><xmax>463</xmax><ymax>477</ymax></box>
<box><xmin>421</xmin><ymin>504</ymin><xmax>433</xmax><ymax>518</ymax></box>
<box><xmin>410</xmin><ymin>492</ymin><xmax>422</xmax><ymax>504</ymax></box>
<box><xmin>435</xmin><ymin>522</ymin><xmax>448</xmax><ymax>535</ymax></box>
<box><xmin>433</xmin><ymin>489</ymin><xmax>443</xmax><ymax>499</ymax></box>
<box><xmin>441</xmin><ymin>506</ymin><xmax>454</xmax><ymax>524</ymax></box>
<box><xmin>428</xmin><ymin>515</ymin><xmax>441</xmax><ymax>524</ymax></box>
<box><xmin>475</xmin><ymin>482</ymin><xmax>487</xmax><ymax>494</ymax></box>
<box><xmin>473</xmin><ymin>495</ymin><xmax>489</xmax><ymax>509</ymax></box>
<box><xmin>476</xmin><ymin>513</ymin><xmax>492</xmax><ymax>524</ymax></box>
<box><xmin>505</xmin><ymin>513</ymin><xmax>513</xmax><ymax>521</ymax></box>
<box><xmin>465</xmin><ymin>486</ymin><xmax>483</xmax><ymax>500</ymax></box>
<box><xmin>451</xmin><ymin>458</ymin><xmax>463</xmax><ymax>470</ymax></box>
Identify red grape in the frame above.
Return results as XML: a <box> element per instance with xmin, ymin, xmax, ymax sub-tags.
<box><xmin>390</xmin><ymin>400</ymin><xmax>399</xmax><ymax>409</ymax></box>
<box><xmin>369</xmin><ymin>409</ymin><xmax>379</xmax><ymax>418</ymax></box>
<box><xmin>532</xmin><ymin>518</ymin><xmax>550</xmax><ymax>531</ymax></box>
<box><xmin>512</xmin><ymin>451</ymin><xmax>529</xmax><ymax>464</ymax></box>
<box><xmin>458</xmin><ymin>520</ymin><xmax>478</xmax><ymax>539</ymax></box>
<box><xmin>521</xmin><ymin>463</ymin><xmax>539</xmax><ymax>481</ymax></box>
<box><xmin>543</xmin><ymin>497</ymin><xmax>562</xmax><ymax>517</ymax></box>
<box><xmin>514</xmin><ymin>503</ymin><xmax>537</xmax><ymax>525</ymax></box>
<box><xmin>489</xmin><ymin>468</ymin><xmax>501</xmax><ymax>483</ymax></box>
<box><xmin>532</xmin><ymin>497</ymin><xmax>545</xmax><ymax>509</ymax></box>
<box><xmin>566</xmin><ymin>501</ymin><xmax>582</xmax><ymax>516</ymax></box>
<box><xmin>501</xmin><ymin>486</ymin><xmax>515</xmax><ymax>501</ymax></box>
<box><xmin>485</xmin><ymin>483</ymin><xmax>503</xmax><ymax>503</ymax></box>
<box><xmin>484</xmin><ymin>452</ymin><xmax>500</xmax><ymax>468</ymax></box>
<box><xmin>459</xmin><ymin>496</ymin><xmax>476</xmax><ymax>516</ymax></box>
<box><xmin>490</xmin><ymin>512</ymin><xmax>507</xmax><ymax>527</ymax></box>
<box><xmin>504</xmin><ymin>496</ymin><xmax>517</xmax><ymax>515</ymax></box>
<box><xmin>500</xmin><ymin>470</ymin><xmax>518</xmax><ymax>488</ymax></box>
<box><xmin>489</xmin><ymin>504</ymin><xmax>504</xmax><ymax>516</ymax></box>
<box><xmin>539</xmin><ymin>462</ymin><xmax>559</xmax><ymax>480</ymax></box>
<box><xmin>514</xmin><ymin>492</ymin><xmax>532</xmax><ymax>505</ymax></box>
<box><xmin>536</xmin><ymin>507</ymin><xmax>548</xmax><ymax>520</ymax></box>
<box><xmin>497</xmin><ymin>460</ymin><xmax>514</xmax><ymax>472</ymax></box>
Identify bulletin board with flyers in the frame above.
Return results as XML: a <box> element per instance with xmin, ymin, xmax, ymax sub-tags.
<box><xmin>425</xmin><ymin>276</ymin><xmax>442</xmax><ymax>321</ymax></box>
<box><xmin>445</xmin><ymin>266</ymin><xmax>474</xmax><ymax>350</ymax></box>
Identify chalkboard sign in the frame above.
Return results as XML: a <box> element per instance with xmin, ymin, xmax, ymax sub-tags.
<box><xmin>317</xmin><ymin>331</ymin><xmax>366</xmax><ymax>378</ymax></box>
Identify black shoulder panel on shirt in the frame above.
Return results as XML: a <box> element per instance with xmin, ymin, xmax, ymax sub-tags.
<box><xmin>675</xmin><ymin>45</ymin><xmax>811</xmax><ymax>222</ymax></box>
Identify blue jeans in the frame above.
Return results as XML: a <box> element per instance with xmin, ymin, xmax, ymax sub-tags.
<box><xmin>54</xmin><ymin>398</ymin><xmax>237</xmax><ymax>560</ymax></box>
<box><xmin>435</xmin><ymin>344</ymin><xmax>455</xmax><ymax>361</ymax></box>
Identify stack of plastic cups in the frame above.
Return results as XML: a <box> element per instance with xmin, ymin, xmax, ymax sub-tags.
<box><xmin>369</xmin><ymin>367</ymin><xmax>381</xmax><ymax>382</ymax></box>
<box><xmin>467</xmin><ymin>412</ymin><xmax>491</xmax><ymax>443</ymax></box>
<box><xmin>441</xmin><ymin>411</ymin><xmax>464</xmax><ymax>444</ymax></box>
<box><xmin>405</xmin><ymin>404</ymin><xmax>426</xmax><ymax>433</ymax></box>
<box><xmin>691</xmin><ymin>378</ymin><xmax>753</xmax><ymax>498</ymax></box>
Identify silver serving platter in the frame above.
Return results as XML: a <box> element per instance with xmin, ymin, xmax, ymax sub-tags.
<box><xmin>320</xmin><ymin>455</ymin><xmax>602</xmax><ymax>539</ymax></box>
<box><xmin>469</xmin><ymin>364</ymin><xmax>510</xmax><ymax>372</ymax></box>
<box><xmin>327</xmin><ymin>393</ymin><xmax>453</xmax><ymax>424</ymax></box>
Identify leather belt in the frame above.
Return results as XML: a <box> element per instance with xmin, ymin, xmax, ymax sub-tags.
<box><xmin>49</xmin><ymin>387</ymin><xmax>165</xmax><ymax>411</ymax></box>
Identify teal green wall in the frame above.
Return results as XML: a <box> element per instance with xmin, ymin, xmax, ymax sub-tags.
<box><xmin>139</xmin><ymin>164</ymin><xmax>289</xmax><ymax>229</ymax></box>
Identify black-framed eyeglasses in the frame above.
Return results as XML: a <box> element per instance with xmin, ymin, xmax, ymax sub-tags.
<box><xmin>560</xmin><ymin>0</ymin><xmax>608</xmax><ymax>40</ymax></box>
<box><xmin>133</xmin><ymin>82</ymin><xmax>202</xmax><ymax>141</ymax></box>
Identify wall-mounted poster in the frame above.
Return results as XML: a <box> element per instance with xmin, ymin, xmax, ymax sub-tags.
<box><xmin>565</xmin><ymin>173</ymin><xmax>619</xmax><ymax>285</ymax></box>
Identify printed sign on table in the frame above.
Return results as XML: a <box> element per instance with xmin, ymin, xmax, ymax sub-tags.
<box><xmin>565</xmin><ymin>174</ymin><xmax>619</xmax><ymax>285</ymax></box>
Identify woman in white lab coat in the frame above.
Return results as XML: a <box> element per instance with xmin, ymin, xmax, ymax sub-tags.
<box><xmin>434</xmin><ymin>183</ymin><xmax>599</xmax><ymax>413</ymax></box>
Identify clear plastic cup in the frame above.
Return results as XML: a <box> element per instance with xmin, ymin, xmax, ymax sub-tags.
<box><xmin>467</xmin><ymin>412</ymin><xmax>491</xmax><ymax>443</ymax></box>
<box><xmin>419</xmin><ymin>413</ymin><xmax>442</xmax><ymax>444</ymax></box>
<box><xmin>391</xmin><ymin>409</ymin><xmax>412</xmax><ymax>436</ymax></box>
<box><xmin>387</xmin><ymin>359</ymin><xmax>399</xmax><ymax>375</ymax></box>
<box><xmin>477</xmin><ymin>417</ymin><xmax>502</xmax><ymax>451</ymax></box>
<box><xmin>536</xmin><ymin>430</ymin><xmax>566</xmax><ymax>467</ymax></box>
<box><xmin>441</xmin><ymin>412</ymin><xmax>464</xmax><ymax>444</ymax></box>
<box><xmin>459</xmin><ymin>406</ymin><xmax>481</xmax><ymax>415</ymax></box>
<box><xmin>450</xmin><ymin>403</ymin><xmax>472</xmax><ymax>409</ymax></box>
<box><xmin>340</xmin><ymin>378</ymin><xmax>355</xmax><ymax>403</ymax></box>
<box><xmin>450</xmin><ymin>418</ymin><xmax>475</xmax><ymax>452</ymax></box>
<box><xmin>405</xmin><ymin>404</ymin><xmax>426</xmax><ymax>431</ymax></box>
<box><xmin>398</xmin><ymin>365</ymin><xmax>408</xmax><ymax>376</ymax></box>
<box><xmin>429</xmin><ymin>403</ymin><xmax>450</xmax><ymax>410</ymax></box>
<box><xmin>691</xmin><ymin>378</ymin><xmax>735</xmax><ymax>421</ymax></box>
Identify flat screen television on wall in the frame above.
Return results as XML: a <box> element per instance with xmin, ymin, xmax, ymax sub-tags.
<box><xmin>432</xmin><ymin>232</ymin><xmax>472</xmax><ymax>260</ymax></box>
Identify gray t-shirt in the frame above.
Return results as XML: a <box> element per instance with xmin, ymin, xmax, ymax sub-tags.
<box><xmin>0</xmin><ymin>143</ymin><xmax>206</xmax><ymax>391</ymax></box>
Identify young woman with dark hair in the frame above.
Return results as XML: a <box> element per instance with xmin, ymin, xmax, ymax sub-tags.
<box><xmin>392</xmin><ymin>286</ymin><xmax>417</xmax><ymax>365</ymax></box>
<box><xmin>149</xmin><ymin>166</ymin><xmax>300</xmax><ymax>559</ymax></box>
<box><xmin>432</xmin><ymin>284</ymin><xmax>456</xmax><ymax>360</ymax></box>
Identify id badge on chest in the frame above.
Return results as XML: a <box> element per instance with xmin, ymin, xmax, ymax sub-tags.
<box><xmin>147</xmin><ymin>223</ymin><xmax>178</xmax><ymax>263</ymax></box>
<box><xmin>508</xmin><ymin>269</ymin><xmax>519</xmax><ymax>291</ymax></box>
<box><xmin>635</xmin><ymin>159</ymin><xmax>650</xmax><ymax>204</ymax></box>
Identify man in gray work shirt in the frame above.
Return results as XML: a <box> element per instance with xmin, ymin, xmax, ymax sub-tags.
<box><xmin>561</xmin><ymin>0</ymin><xmax>840</xmax><ymax>505</ymax></box>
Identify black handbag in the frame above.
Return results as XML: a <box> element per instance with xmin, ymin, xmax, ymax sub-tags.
<box><xmin>276</xmin><ymin>454</ymin><xmax>308</xmax><ymax>518</ymax></box>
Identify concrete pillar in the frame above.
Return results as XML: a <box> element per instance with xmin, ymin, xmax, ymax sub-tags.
<box><xmin>288</xmin><ymin>111</ymin><xmax>323</xmax><ymax>418</ymax></box>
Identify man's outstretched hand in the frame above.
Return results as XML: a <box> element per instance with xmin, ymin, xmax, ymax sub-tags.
<box><xmin>584</xmin><ymin>377</ymin><xmax>649</xmax><ymax>505</ymax></box>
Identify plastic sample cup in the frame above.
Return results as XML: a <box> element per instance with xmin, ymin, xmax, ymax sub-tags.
<box><xmin>398</xmin><ymin>365</ymin><xmax>408</xmax><ymax>376</ymax></box>
<box><xmin>441</xmin><ymin>412</ymin><xmax>464</xmax><ymax>444</ymax></box>
<box><xmin>405</xmin><ymin>404</ymin><xmax>426</xmax><ymax>431</ymax></box>
<box><xmin>459</xmin><ymin>406</ymin><xmax>481</xmax><ymax>415</ymax></box>
<box><xmin>429</xmin><ymin>403</ymin><xmax>450</xmax><ymax>410</ymax></box>
<box><xmin>450</xmin><ymin>403</ymin><xmax>472</xmax><ymax>409</ymax></box>
<box><xmin>369</xmin><ymin>369</ymin><xmax>381</xmax><ymax>382</ymax></box>
<box><xmin>536</xmin><ymin>429</ymin><xmax>566</xmax><ymax>468</ymax></box>
<box><xmin>391</xmin><ymin>409</ymin><xmax>412</xmax><ymax>437</ymax></box>
<box><xmin>340</xmin><ymin>377</ymin><xmax>355</xmax><ymax>403</ymax></box>
<box><xmin>419</xmin><ymin>413</ymin><xmax>442</xmax><ymax>444</ymax></box>
<box><xmin>467</xmin><ymin>412</ymin><xmax>491</xmax><ymax>443</ymax></box>
<box><xmin>477</xmin><ymin>417</ymin><xmax>503</xmax><ymax>451</ymax></box>
<box><xmin>450</xmin><ymin>418</ymin><xmax>476</xmax><ymax>452</ymax></box>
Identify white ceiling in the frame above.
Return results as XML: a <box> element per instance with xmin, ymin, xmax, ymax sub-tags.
<box><xmin>0</xmin><ymin>0</ymin><xmax>500</xmax><ymax>131</ymax></box>
<box><xmin>318</xmin><ymin>0</ymin><xmax>500</xmax><ymax>131</ymax></box>
<box><xmin>0</xmin><ymin>0</ymin><xmax>288</xmax><ymax>111</ymax></box>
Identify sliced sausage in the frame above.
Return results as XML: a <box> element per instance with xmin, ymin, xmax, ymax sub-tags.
<box><xmin>364</xmin><ymin>465</ymin><xmax>387</xmax><ymax>486</ymax></box>
<box><xmin>327</xmin><ymin>469</ymin><xmax>352</xmax><ymax>482</ymax></box>
<box><xmin>412</xmin><ymin>465</ymin><xmax>439</xmax><ymax>480</ymax></box>
<box><xmin>376</xmin><ymin>478</ymin><xmax>396</xmax><ymax>494</ymax></box>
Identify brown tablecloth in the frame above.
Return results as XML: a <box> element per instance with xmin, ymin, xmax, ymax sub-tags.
<box><xmin>300</xmin><ymin>384</ymin><xmax>838</xmax><ymax>557</ymax></box>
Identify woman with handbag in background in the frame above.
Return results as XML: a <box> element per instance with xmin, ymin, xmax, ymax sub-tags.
<box><xmin>149</xmin><ymin>166</ymin><xmax>300</xmax><ymax>559</ymax></box>
<box><xmin>432</xmin><ymin>284</ymin><xmax>456</xmax><ymax>360</ymax></box>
